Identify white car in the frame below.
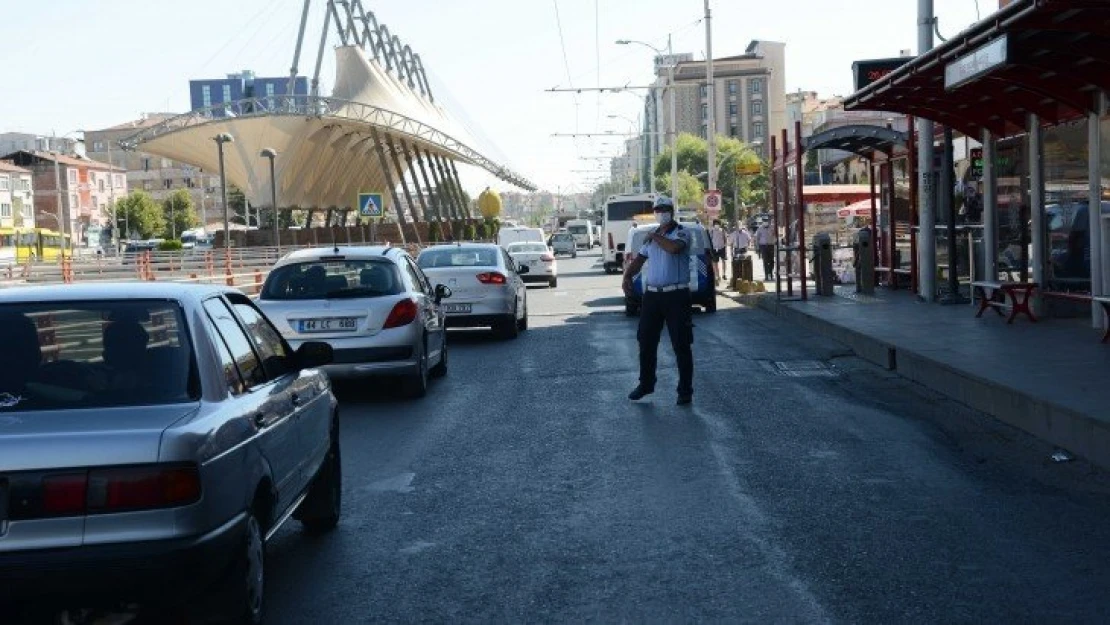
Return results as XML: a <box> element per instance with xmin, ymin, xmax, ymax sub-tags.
<box><xmin>256</xmin><ymin>245</ymin><xmax>449</xmax><ymax>398</ymax></box>
<box><xmin>417</xmin><ymin>243</ymin><xmax>529</xmax><ymax>340</ymax></box>
<box><xmin>506</xmin><ymin>241</ymin><xmax>558</xmax><ymax>288</ymax></box>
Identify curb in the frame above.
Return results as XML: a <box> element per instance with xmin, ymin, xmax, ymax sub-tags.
<box><xmin>724</xmin><ymin>290</ymin><xmax>1110</xmax><ymax>471</ymax></box>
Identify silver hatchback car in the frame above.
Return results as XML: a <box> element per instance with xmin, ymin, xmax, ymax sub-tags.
<box><xmin>256</xmin><ymin>245</ymin><xmax>450</xmax><ymax>398</ymax></box>
<box><xmin>417</xmin><ymin>243</ymin><xmax>529</xmax><ymax>340</ymax></box>
<box><xmin>0</xmin><ymin>283</ymin><xmax>339</xmax><ymax>623</ymax></box>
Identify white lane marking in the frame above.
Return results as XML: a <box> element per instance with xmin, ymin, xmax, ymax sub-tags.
<box><xmin>399</xmin><ymin>541</ymin><xmax>437</xmax><ymax>554</ymax></box>
<box><xmin>367</xmin><ymin>472</ymin><xmax>416</xmax><ymax>493</ymax></box>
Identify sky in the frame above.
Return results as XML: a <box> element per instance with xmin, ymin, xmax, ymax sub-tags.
<box><xmin>0</xmin><ymin>0</ymin><xmax>985</xmax><ymax>195</ymax></box>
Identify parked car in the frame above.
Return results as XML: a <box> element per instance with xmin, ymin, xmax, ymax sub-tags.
<box><xmin>416</xmin><ymin>243</ymin><xmax>529</xmax><ymax>339</ymax></box>
<box><xmin>548</xmin><ymin>232</ymin><xmax>577</xmax><ymax>258</ymax></box>
<box><xmin>506</xmin><ymin>241</ymin><xmax>559</xmax><ymax>288</ymax></box>
<box><xmin>0</xmin><ymin>283</ymin><xmax>339</xmax><ymax>623</ymax></box>
<box><xmin>622</xmin><ymin>223</ymin><xmax>717</xmax><ymax>315</ymax></box>
<box><xmin>256</xmin><ymin>245</ymin><xmax>449</xmax><ymax>398</ymax></box>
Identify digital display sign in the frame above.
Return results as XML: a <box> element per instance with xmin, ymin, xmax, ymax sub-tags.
<box><xmin>852</xmin><ymin>58</ymin><xmax>912</xmax><ymax>92</ymax></box>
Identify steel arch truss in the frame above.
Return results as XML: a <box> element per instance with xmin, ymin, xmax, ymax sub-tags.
<box><xmin>328</xmin><ymin>0</ymin><xmax>434</xmax><ymax>101</ymax></box>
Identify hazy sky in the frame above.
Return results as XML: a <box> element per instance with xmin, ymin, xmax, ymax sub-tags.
<box><xmin>0</xmin><ymin>0</ymin><xmax>984</xmax><ymax>194</ymax></box>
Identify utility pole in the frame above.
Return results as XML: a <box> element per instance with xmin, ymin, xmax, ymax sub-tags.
<box><xmin>917</xmin><ymin>0</ymin><xmax>936</xmax><ymax>302</ymax></box>
<box><xmin>704</xmin><ymin>0</ymin><xmax>717</xmax><ymax>195</ymax></box>
<box><xmin>668</xmin><ymin>34</ymin><xmax>678</xmax><ymax>202</ymax></box>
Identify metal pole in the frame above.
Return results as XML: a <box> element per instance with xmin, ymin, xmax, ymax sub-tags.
<box><xmin>917</xmin><ymin>0</ymin><xmax>936</xmax><ymax>301</ymax></box>
<box><xmin>414</xmin><ymin>148</ymin><xmax>442</xmax><ymax>222</ymax></box>
<box><xmin>52</xmin><ymin>154</ymin><xmax>64</xmax><ymax>237</ymax></box>
<box><xmin>869</xmin><ymin>159</ymin><xmax>879</xmax><ymax>280</ymax></box>
<box><xmin>447</xmin><ymin>160</ymin><xmax>471</xmax><ymax>219</ymax></box>
<box><xmin>941</xmin><ymin>126</ymin><xmax>959</xmax><ymax>301</ymax></box>
<box><xmin>770</xmin><ymin>134</ymin><xmax>780</xmax><ymax>296</ymax></box>
<box><xmin>106</xmin><ymin>140</ymin><xmax>117</xmax><ymax>250</ymax></box>
<box><xmin>269</xmin><ymin>155</ymin><xmax>280</xmax><ymax>254</ymax></box>
<box><xmin>400</xmin><ymin>140</ymin><xmax>431</xmax><ymax>226</ymax></box>
<box><xmin>1090</xmin><ymin>94</ymin><xmax>1105</xmax><ymax>327</ymax></box>
<box><xmin>982</xmin><ymin>129</ymin><xmax>998</xmax><ymax>282</ymax></box>
<box><xmin>311</xmin><ymin>1</ymin><xmax>333</xmax><ymax>97</ymax></box>
<box><xmin>704</xmin><ymin>0</ymin><xmax>716</xmax><ymax>194</ymax></box>
<box><xmin>668</xmin><ymin>35</ymin><xmax>678</xmax><ymax>201</ymax></box>
<box><xmin>908</xmin><ymin>115</ymin><xmax>918</xmax><ymax>293</ymax></box>
<box><xmin>217</xmin><ymin>141</ymin><xmax>230</xmax><ymax>254</ymax></box>
<box><xmin>1029</xmin><ymin>113</ymin><xmax>1045</xmax><ymax>310</ymax></box>
<box><xmin>368</xmin><ymin>127</ymin><xmax>407</xmax><ymax>245</ymax></box>
<box><xmin>795</xmin><ymin>120</ymin><xmax>807</xmax><ymax>301</ymax></box>
<box><xmin>288</xmin><ymin>0</ymin><xmax>313</xmax><ymax>99</ymax></box>
<box><xmin>385</xmin><ymin>136</ymin><xmax>422</xmax><ymax>244</ymax></box>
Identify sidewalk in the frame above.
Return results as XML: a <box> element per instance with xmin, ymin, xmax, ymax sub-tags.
<box><xmin>725</xmin><ymin>281</ymin><xmax>1110</xmax><ymax>470</ymax></box>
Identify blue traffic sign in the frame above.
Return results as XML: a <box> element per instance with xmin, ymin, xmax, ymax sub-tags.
<box><xmin>358</xmin><ymin>192</ymin><xmax>384</xmax><ymax>217</ymax></box>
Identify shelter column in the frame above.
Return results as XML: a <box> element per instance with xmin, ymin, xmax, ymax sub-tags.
<box><xmin>1028</xmin><ymin>114</ymin><xmax>1045</xmax><ymax>314</ymax></box>
<box><xmin>982</xmin><ymin>129</ymin><xmax>998</xmax><ymax>282</ymax></box>
<box><xmin>413</xmin><ymin>148</ymin><xmax>442</xmax><ymax>223</ymax></box>
<box><xmin>424</xmin><ymin>150</ymin><xmax>453</xmax><ymax>223</ymax></box>
<box><xmin>1089</xmin><ymin>94</ymin><xmax>1105</xmax><ymax>328</ymax></box>
<box><xmin>399</xmin><ymin>140</ymin><xmax>431</xmax><ymax>226</ymax></box>
<box><xmin>435</xmin><ymin>155</ymin><xmax>466</xmax><ymax>222</ymax></box>
<box><xmin>369</xmin><ymin>127</ymin><xmax>408</xmax><ymax>245</ymax></box>
<box><xmin>385</xmin><ymin>135</ymin><xmax>423</xmax><ymax>244</ymax></box>
<box><xmin>447</xmin><ymin>160</ymin><xmax>473</xmax><ymax>219</ymax></box>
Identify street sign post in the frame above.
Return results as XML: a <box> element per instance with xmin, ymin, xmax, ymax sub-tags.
<box><xmin>358</xmin><ymin>192</ymin><xmax>385</xmax><ymax>242</ymax></box>
<box><xmin>735</xmin><ymin>162</ymin><xmax>762</xmax><ymax>176</ymax></box>
<box><xmin>704</xmin><ymin>190</ymin><xmax>722</xmax><ymax>217</ymax></box>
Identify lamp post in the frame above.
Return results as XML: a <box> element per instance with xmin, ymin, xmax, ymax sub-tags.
<box><xmin>616</xmin><ymin>37</ymin><xmax>678</xmax><ymax>201</ymax></box>
<box><xmin>212</xmin><ymin>133</ymin><xmax>235</xmax><ymax>253</ymax></box>
<box><xmin>260</xmin><ymin>148</ymin><xmax>280</xmax><ymax>254</ymax></box>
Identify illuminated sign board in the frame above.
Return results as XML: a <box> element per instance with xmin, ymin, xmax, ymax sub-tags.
<box><xmin>852</xmin><ymin>58</ymin><xmax>912</xmax><ymax>92</ymax></box>
<box><xmin>945</xmin><ymin>35</ymin><xmax>1009</xmax><ymax>90</ymax></box>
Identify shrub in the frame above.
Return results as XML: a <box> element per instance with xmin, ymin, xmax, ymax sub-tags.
<box><xmin>158</xmin><ymin>240</ymin><xmax>184</xmax><ymax>251</ymax></box>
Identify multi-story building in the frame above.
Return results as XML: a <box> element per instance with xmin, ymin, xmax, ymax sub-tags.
<box><xmin>0</xmin><ymin>161</ymin><xmax>35</xmax><ymax>228</ymax></box>
<box><xmin>611</xmin><ymin>137</ymin><xmax>648</xmax><ymax>193</ymax></box>
<box><xmin>84</xmin><ymin>114</ymin><xmax>224</xmax><ymax>228</ymax></box>
<box><xmin>657</xmin><ymin>40</ymin><xmax>787</xmax><ymax>157</ymax></box>
<box><xmin>0</xmin><ymin>133</ymin><xmax>80</xmax><ymax>158</ymax></box>
<box><xmin>0</xmin><ymin>151</ymin><xmax>126</xmax><ymax>246</ymax></box>
<box><xmin>189</xmin><ymin>70</ymin><xmax>310</xmax><ymax>117</ymax></box>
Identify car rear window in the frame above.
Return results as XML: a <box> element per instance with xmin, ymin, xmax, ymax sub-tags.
<box><xmin>508</xmin><ymin>243</ymin><xmax>548</xmax><ymax>254</ymax></box>
<box><xmin>262</xmin><ymin>259</ymin><xmax>404</xmax><ymax>300</ymax></box>
<box><xmin>0</xmin><ymin>300</ymin><xmax>199</xmax><ymax>411</ymax></box>
<box><xmin>418</xmin><ymin>248</ymin><xmax>499</xmax><ymax>268</ymax></box>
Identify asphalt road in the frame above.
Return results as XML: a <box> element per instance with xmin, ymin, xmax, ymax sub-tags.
<box><xmin>261</xmin><ymin>249</ymin><xmax>1110</xmax><ymax>624</ymax></box>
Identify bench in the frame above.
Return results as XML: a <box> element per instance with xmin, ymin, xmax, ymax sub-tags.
<box><xmin>1095</xmin><ymin>297</ymin><xmax>1110</xmax><ymax>343</ymax></box>
<box><xmin>972</xmin><ymin>281</ymin><xmax>1038</xmax><ymax>324</ymax></box>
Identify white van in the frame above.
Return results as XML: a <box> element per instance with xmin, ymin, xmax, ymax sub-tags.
<box><xmin>498</xmin><ymin>226</ymin><xmax>545</xmax><ymax>248</ymax></box>
<box><xmin>565</xmin><ymin>219</ymin><xmax>595</xmax><ymax>249</ymax></box>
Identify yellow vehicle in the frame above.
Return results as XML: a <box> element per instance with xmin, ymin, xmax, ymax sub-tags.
<box><xmin>0</xmin><ymin>227</ymin><xmax>72</xmax><ymax>263</ymax></box>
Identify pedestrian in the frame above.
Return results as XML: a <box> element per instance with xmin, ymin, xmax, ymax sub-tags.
<box><xmin>729</xmin><ymin>223</ymin><xmax>752</xmax><ymax>281</ymax></box>
<box><xmin>755</xmin><ymin>221</ymin><xmax>776</xmax><ymax>280</ymax></box>
<box><xmin>623</xmin><ymin>196</ymin><xmax>695</xmax><ymax>406</ymax></box>
<box><xmin>709</xmin><ymin>219</ymin><xmax>728</xmax><ymax>282</ymax></box>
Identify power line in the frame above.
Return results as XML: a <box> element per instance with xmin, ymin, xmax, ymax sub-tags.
<box><xmin>551</xmin><ymin>0</ymin><xmax>580</xmax><ymax>133</ymax></box>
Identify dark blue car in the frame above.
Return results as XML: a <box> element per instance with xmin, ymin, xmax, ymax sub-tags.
<box><xmin>623</xmin><ymin>223</ymin><xmax>716</xmax><ymax>316</ymax></box>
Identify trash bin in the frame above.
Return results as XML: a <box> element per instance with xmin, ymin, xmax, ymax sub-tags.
<box><xmin>813</xmin><ymin>233</ymin><xmax>834</xmax><ymax>296</ymax></box>
<box><xmin>855</xmin><ymin>228</ymin><xmax>874</xmax><ymax>295</ymax></box>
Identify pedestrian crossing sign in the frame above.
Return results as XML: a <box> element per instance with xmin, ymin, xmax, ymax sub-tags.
<box><xmin>358</xmin><ymin>192</ymin><xmax>384</xmax><ymax>217</ymax></box>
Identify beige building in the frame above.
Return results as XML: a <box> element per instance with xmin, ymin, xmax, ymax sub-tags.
<box><xmin>85</xmin><ymin>114</ymin><xmax>224</xmax><ymax>228</ymax></box>
<box><xmin>0</xmin><ymin>161</ymin><xmax>35</xmax><ymax>228</ymax></box>
<box><xmin>657</xmin><ymin>40</ymin><xmax>787</xmax><ymax>156</ymax></box>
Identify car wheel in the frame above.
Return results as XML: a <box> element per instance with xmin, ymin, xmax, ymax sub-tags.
<box><xmin>402</xmin><ymin>343</ymin><xmax>429</xmax><ymax>398</ymax></box>
<box><xmin>548</xmin><ymin>277</ymin><xmax>557</xmax><ymax>288</ymax></box>
<box><xmin>430</xmin><ymin>338</ymin><xmax>448</xmax><ymax>378</ymax></box>
<box><xmin>517</xmin><ymin>298</ymin><xmax>528</xmax><ymax>331</ymax></box>
<box><xmin>572</xmin><ymin>252</ymin><xmax>577</xmax><ymax>259</ymax></box>
<box><xmin>494</xmin><ymin>308</ymin><xmax>520</xmax><ymax>340</ymax></box>
<box><xmin>221</xmin><ymin>510</ymin><xmax>265</xmax><ymax>625</ymax></box>
<box><xmin>296</xmin><ymin>421</ymin><xmax>341</xmax><ymax>533</ymax></box>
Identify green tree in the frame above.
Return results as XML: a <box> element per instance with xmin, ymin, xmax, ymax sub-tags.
<box><xmin>111</xmin><ymin>191</ymin><xmax>165</xmax><ymax>240</ymax></box>
<box><xmin>654</xmin><ymin>132</ymin><xmax>768</xmax><ymax>221</ymax></box>
<box><xmin>653</xmin><ymin>171</ymin><xmax>705</xmax><ymax>207</ymax></box>
<box><xmin>162</xmin><ymin>189</ymin><xmax>200</xmax><ymax>239</ymax></box>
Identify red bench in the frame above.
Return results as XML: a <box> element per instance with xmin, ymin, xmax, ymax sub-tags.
<box><xmin>972</xmin><ymin>280</ymin><xmax>1038</xmax><ymax>324</ymax></box>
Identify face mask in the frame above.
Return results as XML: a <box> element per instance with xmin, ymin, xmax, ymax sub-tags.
<box><xmin>655</xmin><ymin>212</ymin><xmax>673</xmax><ymax>225</ymax></box>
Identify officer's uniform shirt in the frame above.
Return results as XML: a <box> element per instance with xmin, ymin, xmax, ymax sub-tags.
<box><xmin>638</xmin><ymin>224</ymin><xmax>692</xmax><ymax>288</ymax></box>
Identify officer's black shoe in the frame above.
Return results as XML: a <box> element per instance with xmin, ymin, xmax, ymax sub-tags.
<box><xmin>676</xmin><ymin>394</ymin><xmax>692</xmax><ymax>406</ymax></box>
<box><xmin>628</xmin><ymin>385</ymin><xmax>654</xmax><ymax>401</ymax></box>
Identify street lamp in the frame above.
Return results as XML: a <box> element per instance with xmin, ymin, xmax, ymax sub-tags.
<box><xmin>212</xmin><ymin>133</ymin><xmax>234</xmax><ymax>253</ymax></box>
<box><xmin>616</xmin><ymin>37</ymin><xmax>678</xmax><ymax>202</ymax></box>
<box><xmin>260</xmin><ymin>148</ymin><xmax>280</xmax><ymax>254</ymax></box>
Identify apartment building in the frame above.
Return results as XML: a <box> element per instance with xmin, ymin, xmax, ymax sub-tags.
<box><xmin>0</xmin><ymin>161</ymin><xmax>34</xmax><ymax>228</ymax></box>
<box><xmin>190</xmin><ymin>70</ymin><xmax>310</xmax><ymax>117</ymax></box>
<box><xmin>0</xmin><ymin>133</ymin><xmax>81</xmax><ymax>158</ymax></box>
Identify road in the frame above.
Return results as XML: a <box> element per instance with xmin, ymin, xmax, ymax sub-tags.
<box><xmin>262</xmin><ymin>249</ymin><xmax>1110</xmax><ymax>623</ymax></box>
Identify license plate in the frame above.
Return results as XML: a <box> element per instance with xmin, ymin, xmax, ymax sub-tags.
<box><xmin>298</xmin><ymin>317</ymin><xmax>358</xmax><ymax>333</ymax></box>
<box><xmin>443</xmin><ymin>303</ymin><xmax>472</xmax><ymax>314</ymax></box>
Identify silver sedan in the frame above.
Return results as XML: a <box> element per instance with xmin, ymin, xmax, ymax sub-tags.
<box><xmin>0</xmin><ymin>283</ymin><xmax>340</xmax><ymax>623</ymax></box>
<box><xmin>417</xmin><ymin>243</ymin><xmax>529</xmax><ymax>340</ymax></box>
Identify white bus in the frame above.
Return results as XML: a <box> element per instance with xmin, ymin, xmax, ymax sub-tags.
<box><xmin>602</xmin><ymin>192</ymin><xmax>657</xmax><ymax>274</ymax></box>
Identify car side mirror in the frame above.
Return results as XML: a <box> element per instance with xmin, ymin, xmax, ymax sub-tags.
<box><xmin>434</xmin><ymin>283</ymin><xmax>452</xmax><ymax>303</ymax></box>
<box><xmin>517</xmin><ymin>263</ymin><xmax>530</xmax><ymax>274</ymax></box>
<box><xmin>295</xmin><ymin>341</ymin><xmax>334</xmax><ymax>369</ymax></box>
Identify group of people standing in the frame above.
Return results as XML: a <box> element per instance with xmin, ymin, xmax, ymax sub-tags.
<box><xmin>707</xmin><ymin>219</ymin><xmax>778</xmax><ymax>282</ymax></box>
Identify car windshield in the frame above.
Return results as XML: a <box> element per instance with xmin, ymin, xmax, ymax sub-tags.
<box><xmin>552</xmin><ymin>234</ymin><xmax>574</xmax><ymax>243</ymax></box>
<box><xmin>0</xmin><ymin>300</ymin><xmax>199</xmax><ymax>411</ymax></box>
<box><xmin>262</xmin><ymin>259</ymin><xmax>404</xmax><ymax>300</ymax></box>
<box><xmin>508</xmin><ymin>243</ymin><xmax>548</xmax><ymax>254</ymax></box>
<box><xmin>418</xmin><ymin>248</ymin><xmax>499</xmax><ymax>268</ymax></box>
<box><xmin>567</xmin><ymin>225</ymin><xmax>587</xmax><ymax>234</ymax></box>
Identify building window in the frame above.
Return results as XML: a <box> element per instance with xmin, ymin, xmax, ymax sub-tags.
<box><xmin>700</xmin><ymin>124</ymin><xmax>708</xmax><ymax>138</ymax></box>
<box><xmin>114</xmin><ymin>174</ymin><xmax>124</xmax><ymax>188</ymax></box>
<box><xmin>142</xmin><ymin>158</ymin><xmax>151</xmax><ymax>172</ymax></box>
<box><xmin>701</xmin><ymin>103</ymin><xmax>708</xmax><ymax>118</ymax></box>
<box><xmin>93</xmin><ymin>141</ymin><xmax>104</xmax><ymax>152</ymax></box>
<box><xmin>143</xmin><ymin>180</ymin><xmax>152</xmax><ymax>191</ymax></box>
<box><xmin>752</xmin><ymin>100</ymin><xmax>763</xmax><ymax>115</ymax></box>
<box><xmin>730</xmin><ymin>125</ymin><xmax>738</xmax><ymax>137</ymax></box>
<box><xmin>69</xmin><ymin>193</ymin><xmax>78</xmax><ymax>209</ymax></box>
<box><xmin>0</xmin><ymin>174</ymin><xmax>8</xmax><ymax>191</ymax></box>
<box><xmin>202</xmin><ymin>85</ymin><xmax>212</xmax><ymax>107</ymax></box>
<box><xmin>753</xmin><ymin>122</ymin><xmax>764</xmax><ymax>138</ymax></box>
<box><xmin>728</xmin><ymin>81</ymin><xmax>737</xmax><ymax>95</ymax></box>
<box><xmin>163</xmin><ymin>179</ymin><xmax>173</xmax><ymax>190</ymax></box>
<box><xmin>161</xmin><ymin>158</ymin><xmax>172</xmax><ymax>168</ymax></box>
<box><xmin>98</xmin><ymin>179</ymin><xmax>105</xmax><ymax>192</ymax></box>
<box><xmin>700</xmin><ymin>85</ymin><xmax>707</xmax><ymax>99</ymax></box>
<box><xmin>21</xmin><ymin>203</ymin><xmax>32</xmax><ymax>218</ymax></box>
<box><xmin>67</xmin><ymin>169</ymin><xmax>77</xmax><ymax>185</ymax></box>
<box><xmin>751</xmin><ymin>78</ymin><xmax>762</xmax><ymax>94</ymax></box>
<box><xmin>222</xmin><ymin>84</ymin><xmax>232</xmax><ymax>102</ymax></box>
<box><xmin>17</xmin><ymin>178</ymin><xmax>30</xmax><ymax>192</ymax></box>
<box><xmin>1</xmin><ymin>203</ymin><xmax>10</xmax><ymax>218</ymax></box>
<box><xmin>729</xmin><ymin>103</ymin><xmax>737</xmax><ymax>115</ymax></box>
<box><xmin>266</xmin><ymin>83</ymin><xmax>275</xmax><ymax>97</ymax></box>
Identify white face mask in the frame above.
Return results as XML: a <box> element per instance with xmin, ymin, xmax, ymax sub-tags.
<box><xmin>655</xmin><ymin>212</ymin><xmax>673</xmax><ymax>225</ymax></box>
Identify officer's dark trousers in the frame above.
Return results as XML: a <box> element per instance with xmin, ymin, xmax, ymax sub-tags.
<box><xmin>638</xmin><ymin>289</ymin><xmax>694</xmax><ymax>395</ymax></box>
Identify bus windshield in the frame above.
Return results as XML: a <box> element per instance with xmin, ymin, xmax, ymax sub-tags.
<box><xmin>607</xmin><ymin>201</ymin><xmax>653</xmax><ymax>222</ymax></box>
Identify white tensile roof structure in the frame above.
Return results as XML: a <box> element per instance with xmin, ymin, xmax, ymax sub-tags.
<box><xmin>119</xmin><ymin>2</ymin><xmax>534</xmax><ymax>220</ymax></box>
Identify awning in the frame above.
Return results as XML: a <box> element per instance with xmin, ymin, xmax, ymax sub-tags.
<box><xmin>803</xmin><ymin>124</ymin><xmax>908</xmax><ymax>158</ymax></box>
<box><xmin>844</xmin><ymin>0</ymin><xmax>1110</xmax><ymax>138</ymax></box>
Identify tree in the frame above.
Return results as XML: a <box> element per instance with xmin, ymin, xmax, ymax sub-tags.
<box><xmin>162</xmin><ymin>189</ymin><xmax>200</xmax><ymax>239</ymax></box>
<box><xmin>111</xmin><ymin>191</ymin><xmax>165</xmax><ymax>240</ymax></box>
<box><xmin>654</xmin><ymin>132</ymin><xmax>768</xmax><ymax>221</ymax></box>
<box><xmin>653</xmin><ymin>171</ymin><xmax>704</xmax><ymax>207</ymax></box>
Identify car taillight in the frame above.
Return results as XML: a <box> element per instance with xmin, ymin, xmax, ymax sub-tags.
<box><xmin>540</xmin><ymin>253</ymin><xmax>555</xmax><ymax>262</ymax></box>
<box><xmin>608</xmin><ymin>232</ymin><xmax>614</xmax><ymax>250</ymax></box>
<box><xmin>477</xmin><ymin>272</ymin><xmax>507</xmax><ymax>285</ymax></box>
<box><xmin>383</xmin><ymin>298</ymin><xmax>419</xmax><ymax>328</ymax></box>
<box><xmin>87</xmin><ymin>465</ymin><xmax>201</xmax><ymax>513</ymax></box>
<box><xmin>42</xmin><ymin>473</ymin><xmax>88</xmax><ymax>516</ymax></box>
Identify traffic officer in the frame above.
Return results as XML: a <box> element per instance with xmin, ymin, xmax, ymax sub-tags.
<box><xmin>622</xmin><ymin>196</ymin><xmax>695</xmax><ymax>405</ymax></box>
